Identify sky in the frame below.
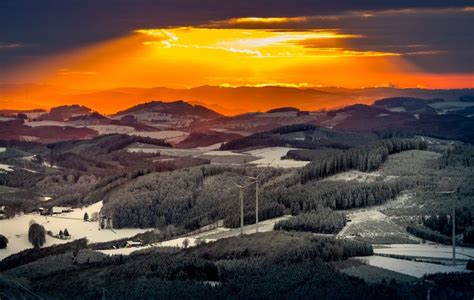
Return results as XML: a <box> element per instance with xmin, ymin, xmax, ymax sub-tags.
<box><xmin>0</xmin><ymin>1</ymin><xmax>473</xmax><ymax>112</ymax></box>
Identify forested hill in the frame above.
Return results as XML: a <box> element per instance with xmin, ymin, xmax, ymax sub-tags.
<box><xmin>101</xmin><ymin>138</ymin><xmax>426</xmax><ymax>229</ymax></box>
<box><xmin>299</xmin><ymin>138</ymin><xmax>427</xmax><ymax>183</ymax></box>
<box><xmin>220</xmin><ymin>124</ymin><xmax>380</xmax><ymax>151</ymax></box>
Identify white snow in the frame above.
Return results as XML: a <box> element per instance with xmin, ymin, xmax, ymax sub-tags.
<box><xmin>0</xmin><ymin>163</ymin><xmax>14</xmax><ymax>173</ymax></box>
<box><xmin>99</xmin><ymin>215</ymin><xmax>290</xmax><ymax>256</ymax></box>
<box><xmin>19</xmin><ymin>136</ymin><xmax>39</xmax><ymax>142</ymax></box>
<box><xmin>0</xmin><ymin>117</ymin><xmax>16</xmax><ymax>122</ymax></box>
<box><xmin>387</xmin><ymin>107</ymin><xmax>406</xmax><ymax>112</ymax></box>
<box><xmin>325</xmin><ymin>170</ymin><xmax>398</xmax><ymax>183</ymax></box>
<box><xmin>86</xmin><ymin>125</ymin><xmax>134</xmax><ymax>135</ymax></box>
<box><xmin>25</xmin><ymin>120</ymin><xmax>65</xmax><ymax>127</ymax></box>
<box><xmin>0</xmin><ymin>201</ymin><xmax>151</xmax><ymax>260</ymax></box>
<box><xmin>130</xmin><ymin>131</ymin><xmax>189</xmax><ymax>140</ymax></box>
<box><xmin>245</xmin><ymin>147</ymin><xmax>309</xmax><ymax>168</ymax></box>
<box><xmin>202</xmin><ymin>150</ymin><xmax>246</xmax><ymax>156</ymax></box>
<box><xmin>374</xmin><ymin>244</ymin><xmax>474</xmax><ymax>261</ymax></box>
<box><xmin>356</xmin><ymin>256</ymin><xmax>470</xmax><ymax>278</ymax></box>
<box><xmin>196</xmin><ymin>143</ymin><xmax>223</xmax><ymax>150</ymax></box>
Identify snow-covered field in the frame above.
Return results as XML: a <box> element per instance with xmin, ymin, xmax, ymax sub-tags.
<box><xmin>99</xmin><ymin>215</ymin><xmax>290</xmax><ymax>256</ymax></box>
<box><xmin>128</xmin><ymin>146</ymin><xmax>308</xmax><ymax>168</ymax></box>
<box><xmin>356</xmin><ymin>256</ymin><xmax>470</xmax><ymax>278</ymax></box>
<box><xmin>202</xmin><ymin>150</ymin><xmax>246</xmax><ymax>156</ymax></box>
<box><xmin>337</xmin><ymin>205</ymin><xmax>419</xmax><ymax>244</ymax></box>
<box><xmin>130</xmin><ymin>130</ymin><xmax>189</xmax><ymax>141</ymax></box>
<box><xmin>325</xmin><ymin>170</ymin><xmax>397</xmax><ymax>183</ymax></box>
<box><xmin>25</xmin><ymin>120</ymin><xmax>65</xmax><ymax>127</ymax></box>
<box><xmin>245</xmin><ymin>147</ymin><xmax>310</xmax><ymax>168</ymax></box>
<box><xmin>0</xmin><ymin>201</ymin><xmax>151</xmax><ymax>260</ymax></box>
<box><xmin>374</xmin><ymin>244</ymin><xmax>474</xmax><ymax>261</ymax></box>
<box><xmin>86</xmin><ymin>125</ymin><xmax>134</xmax><ymax>135</ymax></box>
<box><xmin>0</xmin><ymin>117</ymin><xmax>16</xmax><ymax>122</ymax></box>
<box><xmin>0</xmin><ymin>163</ymin><xmax>14</xmax><ymax>173</ymax></box>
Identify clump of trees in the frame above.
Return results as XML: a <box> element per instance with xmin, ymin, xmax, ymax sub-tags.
<box><xmin>467</xmin><ymin>259</ymin><xmax>474</xmax><ymax>271</ymax></box>
<box><xmin>0</xmin><ymin>234</ymin><xmax>8</xmax><ymax>249</ymax></box>
<box><xmin>406</xmin><ymin>225</ymin><xmax>451</xmax><ymax>245</ymax></box>
<box><xmin>101</xmin><ymin>166</ymin><xmax>285</xmax><ymax>229</ymax></box>
<box><xmin>28</xmin><ymin>222</ymin><xmax>46</xmax><ymax>249</ymax></box>
<box><xmin>0</xmin><ymin>238</ymin><xmax>88</xmax><ymax>271</ymax></box>
<box><xmin>423</xmin><ymin>208</ymin><xmax>472</xmax><ymax>236</ymax></box>
<box><xmin>267</xmin><ymin>179</ymin><xmax>408</xmax><ymax>214</ymax></box>
<box><xmin>274</xmin><ymin>207</ymin><xmax>346</xmax><ymax>234</ymax></box>
<box><xmin>83</xmin><ymin>212</ymin><xmax>89</xmax><ymax>221</ymax></box>
<box><xmin>463</xmin><ymin>228</ymin><xmax>474</xmax><ymax>245</ymax></box>
<box><xmin>439</xmin><ymin>144</ymin><xmax>474</xmax><ymax>168</ymax></box>
<box><xmin>300</xmin><ymin>138</ymin><xmax>427</xmax><ymax>183</ymax></box>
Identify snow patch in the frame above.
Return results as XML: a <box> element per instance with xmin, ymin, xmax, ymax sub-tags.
<box><xmin>356</xmin><ymin>256</ymin><xmax>469</xmax><ymax>278</ymax></box>
<box><xmin>0</xmin><ymin>201</ymin><xmax>151</xmax><ymax>260</ymax></box>
<box><xmin>245</xmin><ymin>147</ymin><xmax>309</xmax><ymax>168</ymax></box>
<box><xmin>0</xmin><ymin>163</ymin><xmax>14</xmax><ymax>173</ymax></box>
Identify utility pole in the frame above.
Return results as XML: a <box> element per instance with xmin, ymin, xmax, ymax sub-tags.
<box><xmin>233</xmin><ymin>181</ymin><xmax>253</xmax><ymax>237</ymax></box>
<box><xmin>240</xmin><ymin>188</ymin><xmax>244</xmax><ymax>236</ymax></box>
<box><xmin>245</xmin><ymin>169</ymin><xmax>266</xmax><ymax>233</ymax></box>
<box><xmin>436</xmin><ymin>189</ymin><xmax>456</xmax><ymax>266</ymax></box>
<box><xmin>255</xmin><ymin>180</ymin><xmax>259</xmax><ymax>233</ymax></box>
<box><xmin>452</xmin><ymin>195</ymin><xmax>456</xmax><ymax>266</ymax></box>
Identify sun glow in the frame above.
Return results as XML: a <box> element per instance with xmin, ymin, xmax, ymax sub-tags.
<box><xmin>2</xmin><ymin>21</ymin><xmax>471</xmax><ymax>114</ymax></box>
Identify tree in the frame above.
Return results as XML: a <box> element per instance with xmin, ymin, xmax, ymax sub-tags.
<box><xmin>64</xmin><ymin>229</ymin><xmax>70</xmax><ymax>237</ymax></box>
<box><xmin>0</xmin><ymin>234</ymin><xmax>8</xmax><ymax>249</ymax></box>
<box><xmin>182</xmin><ymin>238</ymin><xmax>190</xmax><ymax>249</ymax></box>
<box><xmin>33</xmin><ymin>155</ymin><xmax>44</xmax><ymax>164</ymax></box>
<box><xmin>28</xmin><ymin>223</ymin><xmax>46</xmax><ymax>248</ymax></box>
<box><xmin>83</xmin><ymin>212</ymin><xmax>89</xmax><ymax>221</ymax></box>
<box><xmin>59</xmin><ymin>230</ymin><xmax>63</xmax><ymax>236</ymax></box>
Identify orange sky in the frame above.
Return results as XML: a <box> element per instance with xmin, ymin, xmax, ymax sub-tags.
<box><xmin>1</xmin><ymin>18</ymin><xmax>473</xmax><ymax>114</ymax></box>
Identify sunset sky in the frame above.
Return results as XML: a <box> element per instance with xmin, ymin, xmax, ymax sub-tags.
<box><xmin>0</xmin><ymin>1</ymin><xmax>473</xmax><ymax>113</ymax></box>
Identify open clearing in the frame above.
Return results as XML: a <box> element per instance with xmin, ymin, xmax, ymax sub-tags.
<box><xmin>355</xmin><ymin>256</ymin><xmax>470</xmax><ymax>278</ymax></box>
<box><xmin>127</xmin><ymin>145</ymin><xmax>307</xmax><ymax>168</ymax></box>
<box><xmin>130</xmin><ymin>130</ymin><xmax>189</xmax><ymax>142</ymax></box>
<box><xmin>98</xmin><ymin>215</ymin><xmax>290</xmax><ymax>256</ymax></box>
<box><xmin>373</xmin><ymin>243</ymin><xmax>474</xmax><ymax>261</ymax></box>
<box><xmin>325</xmin><ymin>170</ymin><xmax>397</xmax><ymax>183</ymax></box>
<box><xmin>337</xmin><ymin>204</ymin><xmax>419</xmax><ymax>244</ymax></box>
<box><xmin>340</xmin><ymin>262</ymin><xmax>420</xmax><ymax>283</ymax></box>
<box><xmin>245</xmin><ymin>147</ymin><xmax>310</xmax><ymax>168</ymax></box>
<box><xmin>0</xmin><ymin>201</ymin><xmax>151</xmax><ymax>260</ymax></box>
<box><xmin>0</xmin><ymin>163</ymin><xmax>14</xmax><ymax>173</ymax></box>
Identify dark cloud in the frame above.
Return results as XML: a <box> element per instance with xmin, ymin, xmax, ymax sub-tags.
<box><xmin>1</xmin><ymin>0</ymin><xmax>473</xmax><ymax>74</ymax></box>
<box><xmin>292</xmin><ymin>9</ymin><xmax>474</xmax><ymax>73</ymax></box>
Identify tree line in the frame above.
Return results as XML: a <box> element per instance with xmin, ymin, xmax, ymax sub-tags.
<box><xmin>274</xmin><ymin>207</ymin><xmax>346</xmax><ymax>234</ymax></box>
<box><xmin>299</xmin><ymin>138</ymin><xmax>427</xmax><ymax>183</ymax></box>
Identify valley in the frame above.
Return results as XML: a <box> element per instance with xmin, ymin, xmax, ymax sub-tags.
<box><xmin>0</xmin><ymin>96</ymin><xmax>473</xmax><ymax>299</ymax></box>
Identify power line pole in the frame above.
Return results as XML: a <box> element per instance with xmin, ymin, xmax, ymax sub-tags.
<box><xmin>245</xmin><ymin>169</ymin><xmax>266</xmax><ymax>233</ymax></box>
<box><xmin>240</xmin><ymin>188</ymin><xmax>244</xmax><ymax>236</ymax></box>
<box><xmin>436</xmin><ymin>190</ymin><xmax>456</xmax><ymax>266</ymax></box>
<box><xmin>452</xmin><ymin>195</ymin><xmax>456</xmax><ymax>266</ymax></box>
<box><xmin>255</xmin><ymin>179</ymin><xmax>259</xmax><ymax>233</ymax></box>
<box><xmin>233</xmin><ymin>181</ymin><xmax>253</xmax><ymax>237</ymax></box>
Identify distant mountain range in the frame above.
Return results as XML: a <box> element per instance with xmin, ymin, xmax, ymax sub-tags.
<box><xmin>1</xmin><ymin>84</ymin><xmax>473</xmax><ymax>115</ymax></box>
<box><xmin>1</xmin><ymin>96</ymin><xmax>473</xmax><ymax>145</ymax></box>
